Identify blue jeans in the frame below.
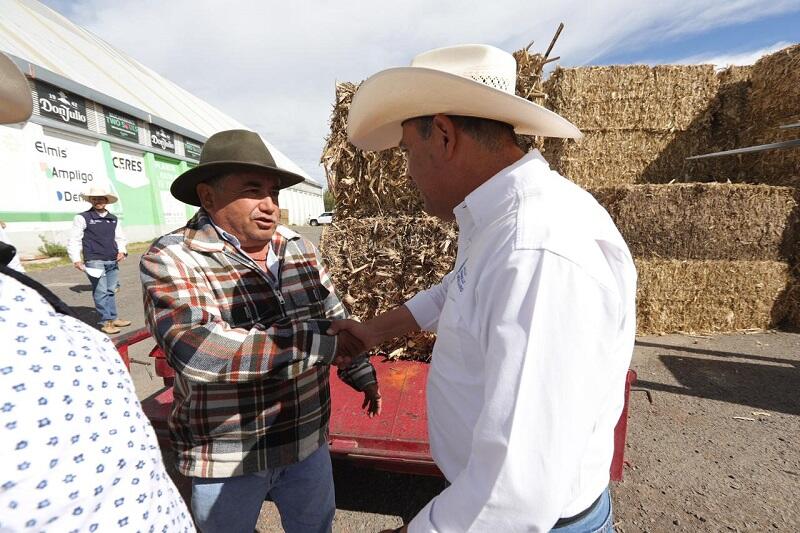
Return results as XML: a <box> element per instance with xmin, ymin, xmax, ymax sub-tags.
<box><xmin>552</xmin><ymin>487</ymin><xmax>614</xmax><ymax>532</ymax></box>
<box><xmin>85</xmin><ymin>259</ymin><xmax>119</xmax><ymax>322</ymax></box>
<box><xmin>191</xmin><ymin>443</ymin><xmax>335</xmax><ymax>533</ymax></box>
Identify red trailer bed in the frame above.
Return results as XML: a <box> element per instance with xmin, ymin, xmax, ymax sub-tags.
<box><xmin>114</xmin><ymin>329</ymin><xmax>635</xmax><ymax>481</ymax></box>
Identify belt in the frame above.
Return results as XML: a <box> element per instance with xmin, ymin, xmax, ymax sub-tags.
<box><xmin>553</xmin><ymin>492</ymin><xmax>603</xmax><ymax>528</ymax></box>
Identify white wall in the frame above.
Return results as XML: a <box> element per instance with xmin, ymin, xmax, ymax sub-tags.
<box><xmin>279</xmin><ymin>181</ymin><xmax>325</xmax><ymax>225</ymax></box>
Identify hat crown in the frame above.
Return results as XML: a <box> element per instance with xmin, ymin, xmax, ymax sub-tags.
<box><xmin>200</xmin><ymin>129</ymin><xmax>276</xmax><ymax>168</ymax></box>
<box><xmin>410</xmin><ymin>44</ymin><xmax>516</xmax><ymax>95</ymax></box>
<box><xmin>84</xmin><ymin>186</ymin><xmax>112</xmax><ymax>197</ymax></box>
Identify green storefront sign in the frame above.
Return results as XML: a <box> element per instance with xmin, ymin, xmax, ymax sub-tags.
<box><xmin>104</xmin><ymin>108</ymin><xmax>139</xmax><ymax>142</ymax></box>
<box><xmin>184</xmin><ymin>139</ymin><xmax>202</xmax><ymax>160</ymax></box>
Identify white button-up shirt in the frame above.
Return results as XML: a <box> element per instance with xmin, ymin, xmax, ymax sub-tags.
<box><xmin>405</xmin><ymin>150</ymin><xmax>637</xmax><ymax>532</ymax></box>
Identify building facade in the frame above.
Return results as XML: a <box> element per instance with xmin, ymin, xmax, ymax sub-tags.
<box><xmin>0</xmin><ymin>0</ymin><xmax>323</xmax><ymax>257</ymax></box>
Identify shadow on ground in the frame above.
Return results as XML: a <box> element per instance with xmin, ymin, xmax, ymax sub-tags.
<box><xmin>332</xmin><ymin>461</ymin><xmax>446</xmax><ymax>522</ymax></box>
<box><xmin>634</xmin><ymin>340</ymin><xmax>800</xmax><ymax>416</ymax></box>
<box><xmin>69</xmin><ymin>284</ymin><xmax>93</xmax><ymax>294</ymax></box>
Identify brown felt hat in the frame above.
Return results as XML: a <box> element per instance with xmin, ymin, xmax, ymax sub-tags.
<box><xmin>171</xmin><ymin>129</ymin><xmax>305</xmax><ymax>206</ymax></box>
<box><xmin>0</xmin><ymin>53</ymin><xmax>33</xmax><ymax>125</ymax></box>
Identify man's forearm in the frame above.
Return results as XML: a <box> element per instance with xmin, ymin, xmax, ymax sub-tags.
<box><xmin>363</xmin><ymin>305</ymin><xmax>420</xmax><ymax>347</ymax></box>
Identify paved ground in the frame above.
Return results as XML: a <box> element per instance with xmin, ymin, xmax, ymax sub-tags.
<box><xmin>26</xmin><ymin>225</ymin><xmax>800</xmax><ymax>531</ymax></box>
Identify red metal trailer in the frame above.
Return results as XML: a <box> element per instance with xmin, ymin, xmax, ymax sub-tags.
<box><xmin>114</xmin><ymin>328</ymin><xmax>635</xmax><ymax>481</ymax></box>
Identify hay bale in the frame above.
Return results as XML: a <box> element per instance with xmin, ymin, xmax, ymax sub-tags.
<box><xmin>320</xmin><ymin>216</ymin><xmax>456</xmax><ymax>359</ymax></box>
<box><xmin>544</xmin><ymin>129</ymin><xmax>711</xmax><ymax>186</ymax></box>
<box><xmin>544</xmin><ymin>65</ymin><xmax>719</xmax><ymax>131</ymax></box>
<box><xmin>635</xmin><ymin>259</ymin><xmax>791</xmax><ymax>334</ymax></box>
<box><xmin>591</xmin><ymin>184</ymin><xmax>799</xmax><ymax>261</ymax></box>
<box><xmin>740</xmin><ymin>44</ymin><xmax>800</xmax><ymax>183</ymax></box>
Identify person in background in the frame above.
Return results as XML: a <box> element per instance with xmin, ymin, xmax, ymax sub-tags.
<box><xmin>331</xmin><ymin>44</ymin><xmax>638</xmax><ymax>532</ymax></box>
<box><xmin>140</xmin><ymin>129</ymin><xmax>380</xmax><ymax>533</ymax></box>
<box><xmin>0</xmin><ymin>220</ymin><xmax>25</xmax><ymax>272</ymax></box>
<box><xmin>67</xmin><ymin>186</ymin><xmax>131</xmax><ymax>334</ymax></box>
<box><xmin>0</xmin><ymin>50</ymin><xmax>195</xmax><ymax>533</ymax></box>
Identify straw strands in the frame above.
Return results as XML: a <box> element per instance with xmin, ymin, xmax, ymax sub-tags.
<box><xmin>321</xmin><ymin>83</ymin><xmax>420</xmax><ymax>219</ymax></box>
<box><xmin>320</xmin><ymin>216</ymin><xmax>456</xmax><ymax>358</ymax></box>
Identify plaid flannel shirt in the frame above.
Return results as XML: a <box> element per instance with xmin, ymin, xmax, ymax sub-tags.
<box><xmin>140</xmin><ymin>209</ymin><xmax>376</xmax><ymax>478</ymax></box>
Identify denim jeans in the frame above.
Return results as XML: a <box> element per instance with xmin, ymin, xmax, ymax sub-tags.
<box><xmin>85</xmin><ymin>259</ymin><xmax>119</xmax><ymax>322</ymax></box>
<box><xmin>552</xmin><ymin>487</ymin><xmax>614</xmax><ymax>532</ymax></box>
<box><xmin>191</xmin><ymin>443</ymin><xmax>335</xmax><ymax>533</ymax></box>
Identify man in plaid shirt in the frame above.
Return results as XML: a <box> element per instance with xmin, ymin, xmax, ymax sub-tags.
<box><xmin>140</xmin><ymin>129</ymin><xmax>378</xmax><ymax>533</ymax></box>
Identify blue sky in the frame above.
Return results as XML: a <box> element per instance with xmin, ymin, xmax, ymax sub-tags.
<box><xmin>35</xmin><ymin>0</ymin><xmax>800</xmax><ymax>185</ymax></box>
<box><xmin>598</xmin><ymin>10</ymin><xmax>800</xmax><ymax>65</ymax></box>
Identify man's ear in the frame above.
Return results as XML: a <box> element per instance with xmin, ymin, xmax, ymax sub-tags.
<box><xmin>432</xmin><ymin>114</ymin><xmax>457</xmax><ymax>160</ymax></box>
<box><xmin>196</xmin><ymin>182</ymin><xmax>214</xmax><ymax>210</ymax></box>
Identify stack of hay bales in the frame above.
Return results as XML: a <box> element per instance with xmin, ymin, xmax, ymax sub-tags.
<box><xmin>594</xmin><ymin>183</ymin><xmax>798</xmax><ymax>332</ymax></box>
<box><xmin>541</xmin><ymin>45</ymin><xmax>800</xmax><ymax>332</ymax></box>
<box><xmin>542</xmin><ymin>65</ymin><xmax>719</xmax><ymax>187</ymax></box>
<box><xmin>320</xmin><ymin>45</ymin><xmax>800</xmax><ymax>359</ymax></box>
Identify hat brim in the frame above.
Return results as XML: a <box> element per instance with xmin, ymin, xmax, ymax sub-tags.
<box><xmin>347</xmin><ymin>67</ymin><xmax>582</xmax><ymax>151</ymax></box>
<box><xmin>80</xmin><ymin>193</ymin><xmax>119</xmax><ymax>204</ymax></box>
<box><xmin>170</xmin><ymin>161</ymin><xmax>306</xmax><ymax>206</ymax></box>
<box><xmin>0</xmin><ymin>53</ymin><xmax>33</xmax><ymax>125</ymax></box>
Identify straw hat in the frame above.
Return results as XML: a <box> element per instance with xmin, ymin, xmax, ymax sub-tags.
<box><xmin>0</xmin><ymin>53</ymin><xmax>33</xmax><ymax>125</ymax></box>
<box><xmin>347</xmin><ymin>44</ymin><xmax>582</xmax><ymax>151</ymax></box>
<box><xmin>80</xmin><ymin>186</ymin><xmax>119</xmax><ymax>204</ymax></box>
<box><xmin>170</xmin><ymin>129</ymin><xmax>305</xmax><ymax>206</ymax></box>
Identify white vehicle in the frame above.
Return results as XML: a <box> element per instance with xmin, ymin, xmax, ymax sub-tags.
<box><xmin>309</xmin><ymin>212</ymin><xmax>334</xmax><ymax>226</ymax></box>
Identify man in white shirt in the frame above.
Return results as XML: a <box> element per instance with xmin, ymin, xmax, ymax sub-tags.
<box><xmin>67</xmin><ymin>186</ymin><xmax>131</xmax><ymax>334</ymax></box>
<box><xmin>330</xmin><ymin>45</ymin><xmax>637</xmax><ymax>532</ymax></box>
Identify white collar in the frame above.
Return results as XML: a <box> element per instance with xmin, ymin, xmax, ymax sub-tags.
<box><xmin>453</xmin><ymin>150</ymin><xmax>549</xmax><ymax>235</ymax></box>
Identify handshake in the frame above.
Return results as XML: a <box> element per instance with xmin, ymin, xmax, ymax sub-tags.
<box><xmin>327</xmin><ymin>318</ymin><xmax>377</xmax><ymax>370</ymax></box>
<box><xmin>327</xmin><ymin>318</ymin><xmax>382</xmax><ymax>417</ymax></box>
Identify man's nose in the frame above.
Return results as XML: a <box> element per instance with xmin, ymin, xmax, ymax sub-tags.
<box><xmin>259</xmin><ymin>195</ymin><xmax>278</xmax><ymax>211</ymax></box>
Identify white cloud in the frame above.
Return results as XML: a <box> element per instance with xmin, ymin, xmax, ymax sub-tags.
<box><xmin>671</xmin><ymin>41</ymin><xmax>794</xmax><ymax>69</ymax></box>
<box><xmin>40</xmin><ymin>0</ymin><xmax>800</xmax><ymax>184</ymax></box>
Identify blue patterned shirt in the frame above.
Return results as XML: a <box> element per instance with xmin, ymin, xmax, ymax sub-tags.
<box><xmin>0</xmin><ymin>273</ymin><xmax>195</xmax><ymax>532</ymax></box>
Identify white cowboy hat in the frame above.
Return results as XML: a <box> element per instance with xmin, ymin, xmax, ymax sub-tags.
<box><xmin>0</xmin><ymin>52</ymin><xmax>33</xmax><ymax>125</ymax></box>
<box><xmin>347</xmin><ymin>44</ymin><xmax>582</xmax><ymax>151</ymax></box>
<box><xmin>80</xmin><ymin>186</ymin><xmax>119</xmax><ymax>204</ymax></box>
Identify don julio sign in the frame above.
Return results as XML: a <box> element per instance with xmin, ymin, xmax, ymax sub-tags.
<box><xmin>150</xmin><ymin>125</ymin><xmax>175</xmax><ymax>153</ymax></box>
<box><xmin>35</xmin><ymin>80</ymin><xmax>88</xmax><ymax>129</ymax></box>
